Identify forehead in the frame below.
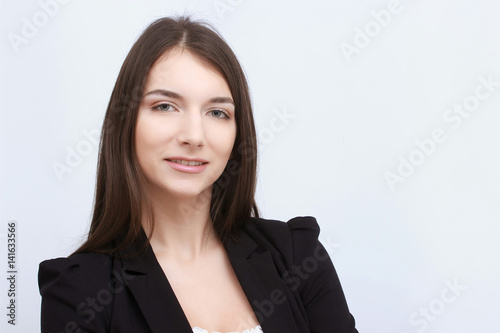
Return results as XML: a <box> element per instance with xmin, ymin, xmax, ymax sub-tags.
<box><xmin>144</xmin><ymin>48</ymin><xmax>232</xmax><ymax>99</ymax></box>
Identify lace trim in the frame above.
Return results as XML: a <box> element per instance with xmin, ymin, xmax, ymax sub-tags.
<box><xmin>192</xmin><ymin>324</ymin><xmax>263</xmax><ymax>333</ymax></box>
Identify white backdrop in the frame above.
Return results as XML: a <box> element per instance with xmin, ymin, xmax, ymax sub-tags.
<box><xmin>1</xmin><ymin>0</ymin><xmax>499</xmax><ymax>332</ymax></box>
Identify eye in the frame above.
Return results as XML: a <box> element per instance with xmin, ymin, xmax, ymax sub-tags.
<box><xmin>208</xmin><ymin>109</ymin><xmax>229</xmax><ymax>119</ymax></box>
<box><xmin>152</xmin><ymin>103</ymin><xmax>175</xmax><ymax>112</ymax></box>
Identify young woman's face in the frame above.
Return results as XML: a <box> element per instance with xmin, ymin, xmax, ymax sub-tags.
<box><xmin>135</xmin><ymin>48</ymin><xmax>236</xmax><ymax>201</ymax></box>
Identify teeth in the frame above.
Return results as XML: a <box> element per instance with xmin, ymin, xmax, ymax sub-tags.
<box><xmin>170</xmin><ymin>159</ymin><xmax>205</xmax><ymax>166</ymax></box>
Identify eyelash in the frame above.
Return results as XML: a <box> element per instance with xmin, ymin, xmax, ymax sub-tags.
<box><xmin>152</xmin><ymin>103</ymin><xmax>230</xmax><ymax>119</ymax></box>
<box><xmin>152</xmin><ymin>103</ymin><xmax>175</xmax><ymax>112</ymax></box>
<box><xmin>208</xmin><ymin>109</ymin><xmax>230</xmax><ymax>119</ymax></box>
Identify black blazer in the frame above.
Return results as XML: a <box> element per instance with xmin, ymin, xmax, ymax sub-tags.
<box><xmin>39</xmin><ymin>216</ymin><xmax>358</xmax><ymax>332</ymax></box>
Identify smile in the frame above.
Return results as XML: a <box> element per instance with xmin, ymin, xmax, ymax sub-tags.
<box><xmin>165</xmin><ymin>158</ymin><xmax>209</xmax><ymax>174</ymax></box>
<box><xmin>167</xmin><ymin>159</ymin><xmax>208</xmax><ymax>166</ymax></box>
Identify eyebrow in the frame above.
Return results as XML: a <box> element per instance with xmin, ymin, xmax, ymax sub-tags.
<box><xmin>144</xmin><ymin>89</ymin><xmax>234</xmax><ymax>105</ymax></box>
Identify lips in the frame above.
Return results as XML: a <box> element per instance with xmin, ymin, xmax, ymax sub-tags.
<box><xmin>166</xmin><ymin>159</ymin><xmax>207</xmax><ymax>166</ymax></box>
<box><xmin>164</xmin><ymin>157</ymin><xmax>209</xmax><ymax>173</ymax></box>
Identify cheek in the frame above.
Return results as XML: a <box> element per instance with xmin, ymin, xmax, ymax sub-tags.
<box><xmin>135</xmin><ymin>113</ymin><xmax>170</xmax><ymax>166</ymax></box>
<box><xmin>207</xmin><ymin>124</ymin><xmax>236</xmax><ymax>158</ymax></box>
<box><xmin>136</xmin><ymin>113</ymin><xmax>175</xmax><ymax>147</ymax></box>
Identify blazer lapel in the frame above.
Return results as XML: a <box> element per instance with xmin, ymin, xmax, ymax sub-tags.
<box><xmin>116</xmin><ymin>227</ymin><xmax>303</xmax><ymax>333</ymax></box>
<box><xmin>224</xmin><ymin>231</ymin><xmax>303</xmax><ymax>333</ymax></box>
<box><xmin>118</xmin><ymin>235</ymin><xmax>192</xmax><ymax>333</ymax></box>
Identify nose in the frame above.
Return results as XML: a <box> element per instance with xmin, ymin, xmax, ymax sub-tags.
<box><xmin>177</xmin><ymin>111</ymin><xmax>205</xmax><ymax>147</ymax></box>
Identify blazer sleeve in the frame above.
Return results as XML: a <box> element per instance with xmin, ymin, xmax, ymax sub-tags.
<box><xmin>38</xmin><ymin>255</ymin><xmax>112</xmax><ymax>333</ymax></box>
<box><xmin>287</xmin><ymin>217</ymin><xmax>358</xmax><ymax>333</ymax></box>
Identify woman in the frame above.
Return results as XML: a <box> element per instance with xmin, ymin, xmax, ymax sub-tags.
<box><xmin>38</xmin><ymin>16</ymin><xmax>358</xmax><ymax>333</ymax></box>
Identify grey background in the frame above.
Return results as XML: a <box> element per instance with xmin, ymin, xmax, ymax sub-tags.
<box><xmin>1</xmin><ymin>0</ymin><xmax>499</xmax><ymax>332</ymax></box>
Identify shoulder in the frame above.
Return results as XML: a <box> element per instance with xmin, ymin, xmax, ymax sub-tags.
<box><xmin>38</xmin><ymin>252</ymin><xmax>114</xmax><ymax>295</ymax></box>
<box><xmin>246</xmin><ymin>215</ymin><xmax>320</xmax><ymax>240</ymax></box>
<box><xmin>248</xmin><ymin>215</ymin><xmax>320</xmax><ymax>233</ymax></box>
<box><xmin>38</xmin><ymin>253</ymin><xmax>116</xmax><ymax>312</ymax></box>
<box><xmin>39</xmin><ymin>252</ymin><xmax>113</xmax><ymax>271</ymax></box>
<box><xmin>38</xmin><ymin>252</ymin><xmax>117</xmax><ymax>331</ymax></box>
<box><xmin>243</xmin><ymin>217</ymin><xmax>357</xmax><ymax>331</ymax></box>
<box><xmin>241</xmin><ymin>216</ymin><xmax>322</xmax><ymax>264</ymax></box>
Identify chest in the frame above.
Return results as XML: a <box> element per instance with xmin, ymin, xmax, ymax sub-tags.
<box><xmin>157</xmin><ymin>249</ymin><xmax>261</xmax><ymax>332</ymax></box>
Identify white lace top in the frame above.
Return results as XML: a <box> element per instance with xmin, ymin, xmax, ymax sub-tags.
<box><xmin>192</xmin><ymin>325</ymin><xmax>263</xmax><ymax>333</ymax></box>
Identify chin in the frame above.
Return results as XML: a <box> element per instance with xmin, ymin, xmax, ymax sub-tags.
<box><xmin>163</xmin><ymin>184</ymin><xmax>212</xmax><ymax>201</ymax></box>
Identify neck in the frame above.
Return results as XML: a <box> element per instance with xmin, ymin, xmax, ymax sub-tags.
<box><xmin>141</xmin><ymin>187</ymin><xmax>220</xmax><ymax>262</ymax></box>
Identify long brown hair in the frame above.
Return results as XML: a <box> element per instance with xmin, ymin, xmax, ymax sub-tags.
<box><xmin>73</xmin><ymin>16</ymin><xmax>259</xmax><ymax>255</ymax></box>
